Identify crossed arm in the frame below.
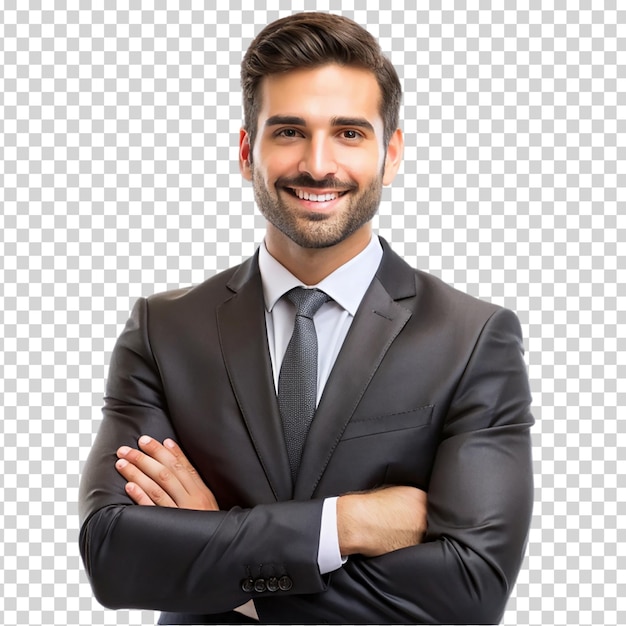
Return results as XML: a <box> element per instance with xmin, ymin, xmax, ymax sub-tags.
<box><xmin>115</xmin><ymin>434</ymin><xmax>428</xmax><ymax>558</ymax></box>
<box><xmin>80</xmin><ymin>297</ymin><xmax>534</xmax><ymax>623</ymax></box>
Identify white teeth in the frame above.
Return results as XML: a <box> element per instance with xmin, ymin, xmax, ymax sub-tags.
<box><xmin>293</xmin><ymin>188</ymin><xmax>339</xmax><ymax>202</ymax></box>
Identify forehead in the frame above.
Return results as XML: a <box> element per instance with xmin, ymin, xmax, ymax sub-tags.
<box><xmin>257</xmin><ymin>64</ymin><xmax>383</xmax><ymax>128</ymax></box>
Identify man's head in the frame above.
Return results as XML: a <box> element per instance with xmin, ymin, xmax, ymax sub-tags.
<box><xmin>240</xmin><ymin>12</ymin><xmax>402</xmax><ymax>156</ymax></box>
<box><xmin>238</xmin><ymin>13</ymin><xmax>403</xmax><ymax>257</ymax></box>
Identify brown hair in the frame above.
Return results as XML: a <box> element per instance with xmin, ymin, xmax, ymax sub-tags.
<box><xmin>241</xmin><ymin>12</ymin><xmax>402</xmax><ymax>154</ymax></box>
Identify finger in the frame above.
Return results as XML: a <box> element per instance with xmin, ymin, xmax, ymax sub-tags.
<box><xmin>163</xmin><ymin>438</ymin><xmax>211</xmax><ymax>494</ymax></box>
<box><xmin>115</xmin><ymin>448</ymin><xmax>184</xmax><ymax>506</ymax></box>
<box><xmin>124</xmin><ymin>481</ymin><xmax>156</xmax><ymax>507</ymax></box>
<box><xmin>115</xmin><ymin>457</ymin><xmax>177</xmax><ymax>507</ymax></box>
<box><xmin>121</xmin><ymin>436</ymin><xmax>220</xmax><ymax>511</ymax></box>
<box><xmin>136</xmin><ymin>435</ymin><xmax>201</xmax><ymax>498</ymax></box>
<box><xmin>162</xmin><ymin>439</ymin><xmax>220</xmax><ymax>510</ymax></box>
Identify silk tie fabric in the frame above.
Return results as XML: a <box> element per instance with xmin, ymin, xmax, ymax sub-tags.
<box><xmin>278</xmin><ymin>287</ymin><xmax>330</xmax><ymax>482</ymax></box>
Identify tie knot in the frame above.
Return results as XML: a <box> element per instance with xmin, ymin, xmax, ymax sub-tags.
<box><xmin>285</xmin><ymin>287</ymin><xmax>329</xmax><ymax>319</ymax></box>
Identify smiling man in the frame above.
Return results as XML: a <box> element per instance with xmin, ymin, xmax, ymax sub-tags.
<box><xmin>79</xmin><ymin>12</ymin><xmax>534</xmax><ymax>625</ymax></box>
<box><xmin>242</xmin><ymin>63</ymin><xmax>402</xmax><ymax>286</ymax></box>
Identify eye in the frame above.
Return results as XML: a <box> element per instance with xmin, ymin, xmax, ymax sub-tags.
<box><xmin>341</xmin><ymin>129</ymin><xmax>362</xmax><ymax>140</ymax></box>
<box><xmin>276</xmin><ymin>128</ymin><xmax>302</xmax><ymax>138</ymax></box>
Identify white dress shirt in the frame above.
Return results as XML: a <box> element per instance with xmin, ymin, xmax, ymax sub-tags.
<box><xmin>235</xmin><ymin>235</ymin><xmax>383</xmax><ymax>620</ymax></box>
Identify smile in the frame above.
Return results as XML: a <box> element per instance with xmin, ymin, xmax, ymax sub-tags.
<box><xmin>286</xmin><ymin>187</ymin><xmax>349</xmax><ymax>203</ymax></box>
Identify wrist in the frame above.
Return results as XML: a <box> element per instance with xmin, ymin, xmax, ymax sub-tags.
<box><xmin>337</xmin><ymin>493</ymin><xmax>365</xmax><ymax>556</ymax></box>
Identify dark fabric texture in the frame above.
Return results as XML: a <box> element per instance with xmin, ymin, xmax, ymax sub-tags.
<box><xmin>158</xmin><ymin>610</ymin><xmax>258</xmax><ymax>624</ymax></box>
<box><xmin>79</xmin><ymin>239</ymin><xmax>534</xmax><ymax>625</ymax></box>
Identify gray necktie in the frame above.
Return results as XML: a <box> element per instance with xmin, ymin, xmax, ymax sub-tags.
<box><xmin>278</xmin><ymin>287</ymin><xmax>330</xmax><ymax>482</ymax></box>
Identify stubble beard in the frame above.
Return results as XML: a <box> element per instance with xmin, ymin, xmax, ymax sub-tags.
<box><xmin>251</xmin><ymin>167</ymin><xmax>384</xmax><ymax>249</ymax></box>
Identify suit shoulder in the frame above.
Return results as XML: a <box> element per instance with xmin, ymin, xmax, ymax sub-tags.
<box><xmin>414</xmin><ymin>267</ymin><xmax>500</xmax><ymax>313</ymax></box>
<box><xmin>399</xmin><ymin>267</ymin><xmax>528</xmax><ymax>370</ymax></box>
<box><xmin>378</xmin><ymin>239</ymin><xmax>517</xmax><ymax>330</ymax></box>
<box><xmin>408</xmin><ymin>267</ymin><xmax>525</xmax><ymax>339</ymax></box>
<box><xmin>379</xmin><ymin>239</ymin><xmax>504</xmax><ymax>319</ymax></box>
<box><xmin>143</xmin><ymin>257</ymin><xmax>254</xmax><ymax>310</ymax></box>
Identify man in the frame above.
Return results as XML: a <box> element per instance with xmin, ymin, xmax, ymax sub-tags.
<box><xmin>79</xmin><ymin>12</ymin><xmax>534</xmax><ymax>625</ymax></box>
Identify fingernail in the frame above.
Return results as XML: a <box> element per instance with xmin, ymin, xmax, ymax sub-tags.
<box><xmin>117</xmin><ymin>446</ymin><xmax>131</xmax><ymax>456</ymax></box>
<box><xmin>116</xmin><ymin>459</ymin><xmax>127</xmax><ymax>469</ymax></box>
<box><xmin>164</xmin><ymin>439</ymin><xmax>175</xmax><ymax>449</ymax></box>
<box><xmin>139</xmin><ymin>435</ymin><xmax>152</xmax><ymax>446</ymax></box>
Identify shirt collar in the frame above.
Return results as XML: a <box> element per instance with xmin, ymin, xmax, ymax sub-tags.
<box><xmin>258</xmin><ymin>235</ymin><xmax>383</xmax><ymax>316</ymax></box>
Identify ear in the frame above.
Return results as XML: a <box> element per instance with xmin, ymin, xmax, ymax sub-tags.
<box><xmin>239</xmin><ymin>128</ymin><xmax>252</xmax><ymax>181</ymax></box>
<box><xmin>382</xmin><ymin>128</ymin><xmax>404</xmax><ymax>186</ymax></box>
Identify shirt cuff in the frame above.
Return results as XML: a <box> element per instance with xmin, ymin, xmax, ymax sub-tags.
<box><xmin>317</xmin><ymin>496</ymin><xmax>346</xmax><ymax>574</ymax></box>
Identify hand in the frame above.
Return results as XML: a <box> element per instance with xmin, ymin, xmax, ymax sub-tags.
<box><xmin>337</xmin><ymin>485</ymin><xmax>427</xmax><ymax>557</ymax></box>
<box><xmin>115</xmin><ymin>435</ymin><xmax>219</xmax><ymax>511</ymax></box>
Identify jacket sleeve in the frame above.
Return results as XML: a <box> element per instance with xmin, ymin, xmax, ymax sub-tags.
<box><xmin>298</xmin><ymin>306</ymin><xmax>534</xmax><ymax>625</ymax></box>
<box><xmin>78</xmin><ymin>297</ymin><xmax>327</xmax><ymax>614</ymax></box>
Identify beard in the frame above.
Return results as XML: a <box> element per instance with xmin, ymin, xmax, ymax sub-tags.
<box><xmin>251</xmin><ymin>168</ymin><xmax>383</xmax><ymax>249</ymax></box>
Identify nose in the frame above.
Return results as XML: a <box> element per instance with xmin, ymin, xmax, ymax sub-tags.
<box><xmin>298</xmin><ymin>133</ymin><xmax>338</xmax><ymax>180</ymax></box>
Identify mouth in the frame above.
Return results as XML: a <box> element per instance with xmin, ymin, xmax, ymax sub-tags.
<box><xmin>284</xmin><ymin>187</ymin><xmax>350</xmax><ymax>204</ymax></box>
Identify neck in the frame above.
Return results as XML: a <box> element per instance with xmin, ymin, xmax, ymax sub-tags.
<box><xmin>265</xmin><ymin>224</ymin><xmax>372</xmax><ymax>285</ymax></box>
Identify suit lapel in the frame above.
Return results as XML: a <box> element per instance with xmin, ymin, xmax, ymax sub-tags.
<box><xmin>294</xmin><ymin>267</ymin><xmax>413</xmax><ymax>500</ymax></box>
<box><xmin>217</xmin><ymin>255</ymin><xmax>293</xmax><ymax>502</ymax></box>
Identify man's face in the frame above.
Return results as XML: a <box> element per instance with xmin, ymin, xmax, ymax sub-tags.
<box><xmin>239</xmin><ymin>64</ymin><xmax>402</xmax><ymax>250</ymax></box>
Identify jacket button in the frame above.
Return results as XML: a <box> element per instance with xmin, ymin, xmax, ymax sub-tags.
<box><xmin>278</xmin><ymin>575</ymin><xmax>293</xmax><ymax>591</ymax></box>
<box><xmin>241</xmin><ymin>578</ymin><xmax>254</xmax><ymax>593</ymax></box>
<box><xmin>254</xmin><ymin>578</ymin><xmax>267</xmax><ymax>593</ymax></box>
<box><xmin>267</xmin><ymin>576</ymin><xmax>279</xmax><ymax>592</ymax></box>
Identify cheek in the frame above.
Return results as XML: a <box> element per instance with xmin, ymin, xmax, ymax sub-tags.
<box><xmin>336</xmin><ymin>141</ymin><xmax>385</xmax><ymax>168</ymax></box>
<box><xmin>255</xmin><ymin>147</ymin><xmax>299</xmax><ymax>182</ymax></box>
<box><xmin>340</xmin><ymin>149</ymin><xmax>384</xmax><ymax>182</ymax></box>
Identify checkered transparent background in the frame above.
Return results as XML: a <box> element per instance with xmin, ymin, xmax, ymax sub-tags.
<box><xmin>1</xmin><ymin>2</ymin><xmax>624</xmax><ymax>625</ymax></box>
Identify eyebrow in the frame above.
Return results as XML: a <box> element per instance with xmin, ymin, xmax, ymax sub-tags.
<box><xmin>264</xmin><ymin>115</ymin><xmax>375</xmax><ymax>134</ymax></box>
<box><xmin>331</xmin><ymin>117</ymin><xmax>375</xmax><ymax>134</ymax></box>
<box><xmin>265</xmin><ymin>115</ymin><xmax>307</xmax><ymax>127</ymax></box>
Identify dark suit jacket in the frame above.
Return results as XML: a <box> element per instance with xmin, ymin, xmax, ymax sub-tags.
<box><xmin>79</xmin><ymin>239</ymin><xmax>534</xmax><ymax>624</ymax></box>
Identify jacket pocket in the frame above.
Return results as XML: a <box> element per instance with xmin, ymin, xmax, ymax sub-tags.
<box><xmin>340</xmin><ymin>405</ymin><xmax>434</xmax><ymax>441</ymax></box>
